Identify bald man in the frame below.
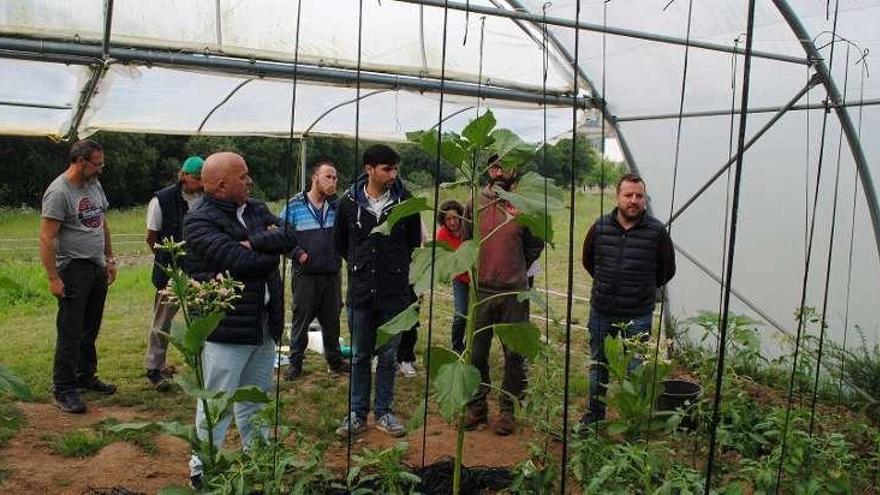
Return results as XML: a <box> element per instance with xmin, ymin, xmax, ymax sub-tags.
<box><xmin>182</xmin><ymin>152</ymin><xmax>295</xmax><ymax>487</ymax></box>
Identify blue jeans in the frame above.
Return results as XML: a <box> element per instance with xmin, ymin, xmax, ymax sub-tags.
<box><xmin>451</xmin><ymin>279</ymin><xmax>469</xmax><ymax>353</ymax></box>
<box><xmin>348</xmin><ymin>306</ymin><xmax>402</xmax><ymax>420</ymax></box>
<box><xmin>587</xmin><ymin>309</ymin><xmax>653</xmax><ymax>420</ymax></box>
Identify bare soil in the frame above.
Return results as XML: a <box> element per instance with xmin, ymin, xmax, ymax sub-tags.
<box><xmin>1</xmin><ymin>402</ymin><xmax>540</xmax><ymax>494</ymax></box>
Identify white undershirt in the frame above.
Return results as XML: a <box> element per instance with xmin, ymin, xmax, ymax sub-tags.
<box><xmin>364</xmin><ymin>185</ymin><xmax>392</xmax><ymax>218</ymax></box>
<box><xmin>145</xmin><ymin>189</ymin><xmax>202</xmax><ymax>231</ymax></box>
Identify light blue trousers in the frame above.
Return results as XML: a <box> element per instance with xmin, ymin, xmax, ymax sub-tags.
<box><xmin>189</xmin><ymin>330</ymin><xmax>275</xmax><ymax>476</ymax></box>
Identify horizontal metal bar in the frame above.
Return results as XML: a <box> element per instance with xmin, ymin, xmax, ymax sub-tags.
<box><xmin>0</xmin><ymin>99</ymin><xmax>71</xmax><ymax>110</ymax></box>
<box><xmin>617</xmin><ymin>97</ymin><xmax>880</xmax><ymax>122</ymax></box>
<box><xmin>395</xmin><ymin>0</ymin><xmax>808</xmax><ymax>65</ymax></box>
<box><xmin>0</xmin><ymin>36</ymin><xmax>592</xmax><ymax>109</ymax></box>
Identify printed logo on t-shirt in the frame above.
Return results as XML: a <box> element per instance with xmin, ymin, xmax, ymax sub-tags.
<box><xmin>77</xmin><ymin>196</ymin><xmax>104</xmax><ymax>229</ymax></box>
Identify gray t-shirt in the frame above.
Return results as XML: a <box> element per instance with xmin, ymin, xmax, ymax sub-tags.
<box><xmin>41</xmin><ymin>173</ymin><xmax>110</xmax><ymax>269</ymax></box>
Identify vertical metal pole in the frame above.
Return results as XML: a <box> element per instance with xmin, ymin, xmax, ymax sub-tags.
<box><xmin>299</xmin><ymin>137</ymin><xmax>307</xmax><ymax>193</ymax></box>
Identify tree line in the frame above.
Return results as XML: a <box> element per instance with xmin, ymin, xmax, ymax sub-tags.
<box><xmin>0</xmin><ymin>133</ymin><xmax>623</xmax><ymax>208</ymax></box>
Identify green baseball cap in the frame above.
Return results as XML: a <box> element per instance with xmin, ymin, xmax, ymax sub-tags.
<box><xmin>181</xmin><ymin>156</ymin><xmax>204</xmax><ymax>176</ymax></box>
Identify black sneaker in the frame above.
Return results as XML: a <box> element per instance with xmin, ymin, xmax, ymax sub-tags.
<box><xmin>54</xmin><ymin>390</ymin><xmax>87</xmax><ymax>414</ymax></box>
<box><xmin>328</xmin><ymin>358</ymin><xmax>350</xmax><ymax>374</ymax></box>
<box><xmin>146</xmin><ymin>369</ymin><xmax>173</xmax><ymax>392</ymax></box>
<box><xmin>190</xmin><ymin>473</ymin><xmax>203</xmax><ymax>490</ymax></box>
<box><xmin>78</xmin><ymin>376</ymin><xmax>117</xmax><ymax>395</ymax></box>
<box><xmin>284</xmin><ymin>362</ymin><xmax>303</xmax><ymax>381</ymax></box>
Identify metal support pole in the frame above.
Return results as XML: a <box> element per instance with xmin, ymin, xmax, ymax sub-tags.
<box><xmin>65</xmin><ymin>0</ymin><xmax>114</xmax><ymax>140</ymax></box>
<box><xmin>0</xmin><ymin>37</ymin><xmax>591</xmax><ymax>110</ymax></box>
<box><xmin>299</xmin><ymin>137</ymin><xmax>307</xmax><ymax>193</ymax></box>
<box><xmin>772</xmin><ymin>0</ymin><xmax>880</xmax><ymax>263</ymax></box>
<box><xmin>616</xmin><ymin>97</ymin><xmax>880</xmax><ymax>122</ymax></box>
<box><xmin>395</xmin><ymin>0</ymin><xmax>808</xmax><ymax>65</ymax></box>
<box><xmin>667</xmin><ymin>74</ymin><xmax>821</xmax><ymax>226</ymax></box>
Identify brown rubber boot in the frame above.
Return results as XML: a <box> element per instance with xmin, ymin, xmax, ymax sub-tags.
<box><xmin>463</xmin><ymin>406</ymin><xmax>488</xmax><ymax>431</ymax></box>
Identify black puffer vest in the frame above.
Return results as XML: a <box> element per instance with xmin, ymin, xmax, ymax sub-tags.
<box><xmin>590</xmin><ymin>209</ymin><xmax>665</xmax><ymax>316</ymax></box>
<box><xmin>152</xmin><ymin>183</ymin><xmax>188</xmax><ymax>289</ymax></box>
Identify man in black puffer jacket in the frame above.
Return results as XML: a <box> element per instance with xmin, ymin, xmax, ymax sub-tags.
<box><xmin>183</xmin><ymin>152</ymin><xmax>295</xmax><ymax>485</ymax></box>
<box><xmin>580</xmin><ymin>173</ymin><xmax>676</xmax><ymax>426</ymax></box>
<box><xmin>333</xmin><ymin>144</ymin><xmax>422</xmax><ymax>439</ymax></box>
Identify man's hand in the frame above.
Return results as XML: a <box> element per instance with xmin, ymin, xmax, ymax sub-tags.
<box><xmin>240</xmin><ymin>240</ymin><xmax>253</xmax><ymax>250</ymax></box>
<box><xmin>106</xmin><ymin>263</ymin><xmax>117</xmax><ymax>285</ymax></box>
<box><xmin>48</xmin><ymin>277</ymin><xmax>64</xmax><ymax>298</ymax></box>
<box><xmin>297</xmin><ymin>251</ymin><xmax>309</xmax><ymax>265</ymax></box>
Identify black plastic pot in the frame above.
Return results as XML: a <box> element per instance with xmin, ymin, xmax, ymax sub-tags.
<box><xmin>657</xmin><ymin>379</ymin><xmax>702</xmax><ymax>427</ymax></box>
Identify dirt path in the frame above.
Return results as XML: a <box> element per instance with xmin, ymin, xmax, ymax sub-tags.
<box><xmin>1</xmin><ymin>402</ymin><xmax>542</xmax><ymax>494</ymax></box>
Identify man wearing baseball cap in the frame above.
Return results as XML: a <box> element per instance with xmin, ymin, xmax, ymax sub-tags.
<box><xmin>143</xmin><ymin>155</ymin><xmax>204</xmax><ymax>390</ymax></box>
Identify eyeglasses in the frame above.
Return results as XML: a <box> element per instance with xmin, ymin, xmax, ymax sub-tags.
<box><xmin>82</xmin><ymin>157</ymin><xmax>105</xmax><ymax>168</ymax></box>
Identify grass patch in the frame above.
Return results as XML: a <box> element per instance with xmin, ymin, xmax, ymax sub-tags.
<box><xmin>0</xmin><ymin>400</ymin><xmax>24</xmax><ymax>448</ymax></box>
<box><xmin>95</xmin><ymin>417</ymin><xmax>160</xmax><ymax>455</ymax></box>
<box><xmin>45</xmin><ymin>429</ymin><xmax>110</xmax><ymax>458</ymax></box>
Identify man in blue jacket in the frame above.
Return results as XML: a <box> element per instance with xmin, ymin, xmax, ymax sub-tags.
<box><xmin>279</xmin><ymin>159</ymin><xmax>348</xmax><ymax>380</ymax></box>
<box><xmin>333</xmin><ymin>144</ymin><xmax>422</xmax><ymax>439</ymax></box>
<box><xmin>183</xmin><ymin>151</ymin><xmax>296</xmax><ymax>486</ymax></box>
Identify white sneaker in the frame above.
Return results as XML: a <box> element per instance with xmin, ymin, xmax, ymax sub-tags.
<box><xmin>398</xmin><ymin>361</ymin><xmax>417</xmax><ymax>378</ymax></box>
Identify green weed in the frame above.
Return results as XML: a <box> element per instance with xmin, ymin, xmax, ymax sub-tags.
<box><xmin>45</xmin><ymin>429</ymin><xmax>110</xmax><ymax>458</ymax></box>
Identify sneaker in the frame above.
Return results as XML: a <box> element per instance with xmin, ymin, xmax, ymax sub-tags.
<box><xmin>146</xmin><ymin>369</ymin><xmax>172</xmax><ymax>392</ymax></box>
<box><xmin>54</xmin><ymin>390</ymin><xmax>87</xmax><ymax>414</ymax></box>
<box><xmin>77</xmin><ymin>376</ymin><xmax>117</xmax><ymax>395</ymax></box>
<box><xmin>463</xmin><ymin>406</ymin><xmax>488</xmax><ymax>431</ymax></box>
<box><xmin>397</xmin><ymin>361</ymin><xmax>417</xmax><ymax>378</ymax></box>
<box><xmin>494</xmin><ymin>412</ymin><xmax>516</xmax><ymax>436</ymax></box>
<box><xmin>327</xmin><ymin>358</ymin><xmax>350</xmax><ymax>374</ymax></box>
<box><xmin>375</xmin><ymin>413</ymin><xmax>407</xmax><ymax>437</ymax></box>
<box><xmin>335</xmin><ymin>412</ymin><xmax>367</xmax><ymax>439</ymax></box>
<box><xmin>284</xmin><ymin>362</ymin><xmax>303</xmax><ymax>381</ymax></box>
<box><xmin>190</xmin><ymin>473</ymin><xmax>203</xmax><ymax>490</ymax></box>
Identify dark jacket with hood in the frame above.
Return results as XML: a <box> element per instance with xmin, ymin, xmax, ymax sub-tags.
<box><xmin>183</xmin><ymin>195</ymin><xmax>296</xmax><ymax>345</ymax></box>
<box><xmin>279</xmin><ymin>190</ymin><xmax>341</xmax><ymax>275</ymax></box>
<box><xmin>582</xmin><ymin>208</ymin><xmax>676</xmax><ymax>317</ymax></box>
<box><xmin>334</xmin><ymin>173</ymin><xmax>422</xmax><ymax>312</ymax></box>
<box><xmin>151</xmin><ymin>182</ymin><xmax>190</xmax><ymax>289</ymax></box>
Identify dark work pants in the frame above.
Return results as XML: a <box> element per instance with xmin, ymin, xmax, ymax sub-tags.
<box><xmin>289</xmin><ymin>272</ymin><xmax>344</xmax><ymax>367</ymax></box>
<box><xmin>469</xmin><ymin>289</ymin><xmax>528</xmax><ymax>414</ymax></box>
<box><xmin>397</xmin><ymin>321</ymin><xmax>418</xmax><ymax>363</ymax></box>
<box><xmin>53</xmin><ymin>259</ymin><xmax>108</xmax><ymax>394</ymax></box>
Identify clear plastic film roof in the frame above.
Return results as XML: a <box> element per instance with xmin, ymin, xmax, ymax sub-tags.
<box><xmin>1</xmin><ymin>0</ymin><xmax>878</xmax><ymax>349</ymax></box>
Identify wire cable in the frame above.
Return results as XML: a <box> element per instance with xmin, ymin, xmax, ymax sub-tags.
<box><xmin>775</xmin><ymin>0</ymin><xmax>842</xmax><ymax>488</ymax></box>
<box><xmin>703</xmin><ymin>0</ymin><xmax>757</xmax><ymax>491</ymax></box>
<box><xmin>419</xmin><ymin>0</ymin><xmax>450</xmax><ymax>469</ymax></box>
<box><xmin>559</xmin><ymin>0</ymin><xmax>580</xmax><ymax>492</ymax></box>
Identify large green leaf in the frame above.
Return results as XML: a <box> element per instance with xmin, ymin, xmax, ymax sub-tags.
<box><xmin>0</xmin><ymin>364</ymin><xmax>32</xmax><ymax>400</ymax></box>
<box><xmin>105</xmin><ymin>421</ymin><xmax>162</xmax><ymax>434</ymax></box>
<box><xmin>406</xmin><ymin>400</ymin><xmax>426</xmax><ymax>433</ymax></box>
<box><xmin>461</xmin><ymin>109</ymin><xmax>497</xmax><ymax>148</ymax></box>
<box><xmin>371</xmin><ymin>196</ymin><xmax>432</xmax><ymax>236</ymax></box>
<box><xmin>427</xmin><ymin>345</ymin><xmax>460</xmax><ymax>384</ymax></box>
<box><xmin>409</xmin><ymin>240</ymin><xmax>478</xmax><ymax>294</ymax></box>
<box><xmin>376</xmin><ymin>302</ymin><xmax>420</xmax><ymax>349</ymax></box>
<box><xmin>212</xmin><ymin>385</ymin><xmax>271</xmax><ymax>420</ymax></box>
<box><xmin>407</xmin><ymin>130</ymin><xmax>468</xmax><ymax>169</ymax></box>
<box><xmin>494</xmin><ymin>322</ymin><xmax>543</xmax><ymax>360</ymax></box>
<box><xmin>184</xmin><ymin>312</ymin><xmax>224</xmax><ymax>354</ymax></box>
<box><xmin>489</xmin><ymin>128</ymin><xmax>536</xmax><ymax>170</ymax></box>
<box><xmin>433</xmin><ymin>362</ymin><xmax>481</xmax><ymax>423</ymax></box>
<box><xmin>515</xmin><ymin>211</ymin><xmax>554</xmax><ymax>246</ymax></box>
<box><xmin>174</xmin><ymin>371</ymin><xmax>217</xmax><ymax>400</ymax></box>
<box><xmin>495</xmin><ymin>172</ymin><xmax>564</xmax><ymax>217</ymax></box>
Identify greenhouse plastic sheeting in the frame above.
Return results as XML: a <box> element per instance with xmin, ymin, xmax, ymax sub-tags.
<box><xmin>0</xmin><ymin>0</ymin><xmax>878</xmax><ymax>349</ymax></box>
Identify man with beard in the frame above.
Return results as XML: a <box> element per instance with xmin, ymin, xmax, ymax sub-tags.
<box><xmin>464</xmin><ymin>155</ymin><xmax>544</xmax><ymax>436</ymax></box>
<box><xmin>579</xmin><ymin>173</ymin><xmax>676</xmax><ymax>426</ymax></box>
<box><xmin>279</xmin><ymin>159</ymin><xmax>349</xmax><ymax>380</ymax></box>
<box><xmin>40</xmin><ymin>139</ymin><xmax>117</xmax><ymax>414</ymax></box>
<box><xmin>143</xmin><ymin>155</ymin><xmax>204</xmax><ymax>390</ymax></box>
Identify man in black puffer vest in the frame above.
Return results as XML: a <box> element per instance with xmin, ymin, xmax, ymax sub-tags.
<box><xmin>183</xmin><ymin>152</ymin><xmax>296</xmax><ymax>485</ymax></box>
<box><xmin>144</xmin><ymin>156</ymin><xmax>204</xmax><ymax>390</ymax></box>
<box><xmin>580</xmin><ymin>173</ymin><xmax>676</xmax><ymax>426</ymax></box>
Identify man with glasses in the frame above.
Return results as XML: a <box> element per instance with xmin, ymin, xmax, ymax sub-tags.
<box><xmin>143</xmin><ymin>156</ymin><xmax>205</xmax><ymax>390</ymax></box>
<box><xmin>40</xmin><ymin>139</ymin><xmax>117</xmax><ymax>414</ymax></box>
